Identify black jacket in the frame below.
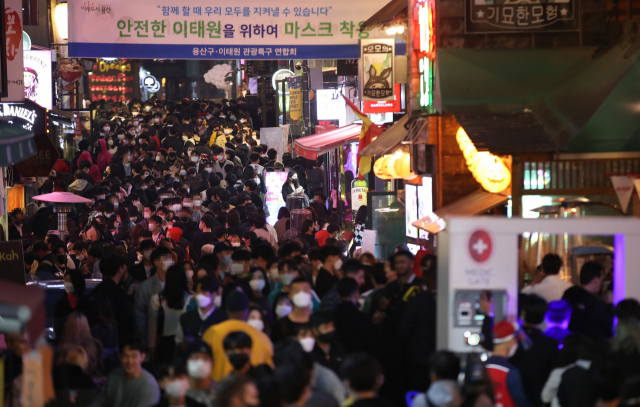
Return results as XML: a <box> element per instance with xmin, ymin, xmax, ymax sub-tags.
<box><xmin>53</xmin><ymin>293</ymin><xmax>99</xmax><ymax>340</ymax></box>
<box><xmin>129</xmin><ymin>262</ymin><xmax>154</xmax><ymax>283</ymax></box>
<box><xmin>562</xmin><ymin>286</ymin><xmax>613</xmax><ymax>338</ymax></box>
<box><xmin>161</xmin><ymin>135</ymin><xmax>184</xmax><ymax>156</ymax></box>
<box><xmin>311</xmin><ymin>341</ymin><xmax>348</xmax><ymax>376</ymax></box>
<box><xmin>333</xmin><ymin>301</ymin><xmax>382</xmax><ymax>359</ymax></box>
<box><xmin>179</xmin><ymin>307</ymin><xmax>228</xmax><ymax>340</ymax></box>
<box><xmin>234</xmin><ymin>144</ymin><xmax>250</xmax><ymax>166</ymax></box>
<box><xmin>315</xmin><ymin>268</ymin><xmax>337</xmax><ymax>299</ymax></box>
<box><xmin>90</xmin><ymin>278</ymin><xmax>132</xmax><ymax>341</ymax></box>
<box><xmin>398</xmin><ymin>290</ymin><xmax>436</xmax><ymax>367</ymax></box>
<box><xmin>191</xmin><ymin>231</ymin><xmax>217</xmax><ymax>260</ymax></box>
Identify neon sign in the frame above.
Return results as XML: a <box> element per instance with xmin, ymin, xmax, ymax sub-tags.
<box><xmin>414</xmin><ymin>0</ymin><xmax>435</xmax><ymax>110</ymax></box>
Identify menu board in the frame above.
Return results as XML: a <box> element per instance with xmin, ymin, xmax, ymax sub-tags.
<box><xmin>87</xmin><ymin>59</ymin><xmax>139</xmax><ymax>103</ymax></box>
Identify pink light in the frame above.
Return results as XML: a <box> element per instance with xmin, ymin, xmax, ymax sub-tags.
<box><xmin>613</xmin><ymin>234</ymin><xmax>625</xmax><ymax>306</ymax></box>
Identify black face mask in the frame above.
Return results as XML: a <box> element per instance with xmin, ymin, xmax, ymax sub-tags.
<box><xmin>57</xmin><ymin>255</ymin><xmax>67</xmax><ymax>265</ymax></box>
<box><xmin>227</xmin><ymin>353</ymin><xmax>249</xmax><ymax>371</ymax></box>
<box><xmin>169</xmin><ymin>153</ymin><xmax>176</xmax><ymax>158</ymax></box>
<box><xmin>180</xmin><ymin>216</ymin><xmax>189</xmax><ymax>223</ymax></box>
<box><xmin>317</xmin><ymin>331</ymin><xmax>336</xmax><ymax>344</ymax></box>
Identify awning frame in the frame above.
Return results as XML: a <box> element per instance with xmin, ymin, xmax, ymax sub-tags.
<box><xmin>294</xmin><ymin>124</ymin><xmax>362</xmax><ymax>160</ymax></box>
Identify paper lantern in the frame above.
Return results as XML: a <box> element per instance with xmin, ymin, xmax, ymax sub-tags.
<box><xmin>383</xmin><ymin>153</ymin><xmax>402</xmax><ymax>179</ymax></box>
<box><xmin>394</xmin><ymin>153</ymin><xmax>419</xmax><ymax>180</ymax></box>
<box><xmin>474</xmin><ymin>154</ymin><xmax>511</xmax><ymax>193</ymax></box>
<box><xmin>374</xmin><ymin>156</ymin><xmax>392</xmax><ymax>179</ymax></box>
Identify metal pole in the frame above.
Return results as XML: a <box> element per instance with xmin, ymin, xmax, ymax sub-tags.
<box><xmin>335</xmin><ymin>147</ymin><xmax>342</xmax><ymax>225</ymax></box>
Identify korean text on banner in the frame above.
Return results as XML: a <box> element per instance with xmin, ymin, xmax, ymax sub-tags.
<box><xmin>67</xmin><ymin>0</ymin><xmax>391</xmax><ymax>60</ymax></box>
<box><xmin>360</xmin><ymin>38</ymin><xmax>394</xmax><ymax>102</ymax></box>
<box><xmin>288</xmin><ymin>76</ymin><xmax>302</xmax><ymax>121</ymax></box>
<box><xmin>5</xmin><ymin>0</ymin><xmax>24</xmax><ymax>102</ymax></box>
<box><xmin>260</xmin><ymin>127</ymin><xmax>285</xmax><ymax>161</ymax></box>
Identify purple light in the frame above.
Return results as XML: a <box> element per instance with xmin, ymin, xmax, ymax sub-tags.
<box><xmin>614</xmin><ymin>234</ymin><xmax>625</xmax><ymax>305</ymax></box>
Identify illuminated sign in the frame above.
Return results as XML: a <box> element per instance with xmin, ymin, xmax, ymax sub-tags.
<box><xmin>272</xmin><ymin>69</ymin><xmax>294</xmax><ymax>94</ymax></box>
<box><xmin>363</xmin><ymin>83</ymin><xmax>402</xmax><ymax>113</ymax></box>
<box><xmin>0</xmin><ymin>103</ymin><xmax>39</xmax><ymax>131</ymax></box>
<box><xmin>414</xmin><ymin>0</ymin><xmax>435</xmax><ymax>111</ymax></box>
<box><xmin>23</xmin><ymin>50</ymin><xmax>53</xmax><ymax>109</ymax></box>
<box><xmin>88</xmin><ymin>60</ymin><xmax>139</xmax><ymax>102</ymax></box>
<box><xmin>141</xmin><ymin>75</ymin><xmax>160</xmax><ymax>93</ymax></box>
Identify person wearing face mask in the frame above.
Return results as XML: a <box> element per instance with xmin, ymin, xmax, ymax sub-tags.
<box><xmin>212</xmin><ymin>147</ymin><xmax>228</xmax><ymax>176</ymax></box>
<box><xmin>215</xmin><ymin>242</ymin><xmax>235</xmax><ymax>281</ymax></box>
<box><xmin>223</xmin><ymin>331</ymin><xmax>267</xmax><ymax>379</ymax></box>
<box><xmin>157</xmin><ymin>365</ymin><xmax>201</xmax><ymax>407</ymax></box>
<box><xmin>53</xmin><ymin>269</ymin><xmax>97</xmax><ymax>340</ymax></box>
<box><xmin>107</xmin><ymin>136</ymin><xmax>119</xmax><ymax>155</ymax></box>
<box><xmin>92</xmin><ymin>254</ymin><xmax>134</xmax><ymax>342</ymax></box>
<box><xmin>281</xmin><ymin>170</ymin><xmax>306</xmax><ymax>203</ymax></box>
<box><xmin>202</xmin><ymin>290</ymin><xmax>273</xmax><ymax>381</ymax></box>
<box><xmin>308</xmin><ymin>310</ymin><xmax>347</xmax><ymax>376</ymax></box>
<box><xmin>134</xmin><ymin>246</ymin><xmax>173</xmax><ymax>348</ymax></box>
<box><xmin>185</xmin><ymin>341</ymin><xmax>216</xmax><ymax>407</ymax></box>
<box><xmin>130</xmin><ymin>240</ymin><xmax>157</xmax><ymax>282</ymax></box>
<box><xmin>177</xmin><ymin>277</ymin><xmax>227</xmax><ymax>343</ymax></box>
<box><xmin>271</xmin><ymin>278</ymin><xmax>312</xmax><ymax>343</ymax></box>
<box><xmin>485</xmin><ymin>321</ymin><xmax>532</xmax><ymax>407</ymax></box>
<box><xmin>163</xmin><ymin>127</ymin><xmax>184</xmax><ymax>156</ymax></box>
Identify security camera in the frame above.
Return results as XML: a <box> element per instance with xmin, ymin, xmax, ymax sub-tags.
<box><xmin>295</xmin><ymin>61</ymin><xmax>303</xmax><ymax>70</ymax></box>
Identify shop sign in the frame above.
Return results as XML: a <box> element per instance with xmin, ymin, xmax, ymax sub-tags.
<box><xmin>4</xmin><ymin>0</ymin><xmax>24</xmax><ymax>102</ymax></box>
<box><xmin>413</xmin><ymin>0</ymin><xmax>434</xmax><ymax>111</ymax></box>
<box><xmin>360</xmin><ymin>38</ymin><xmax>394</xmax><ymax>101</ymax></box>
<box><xmin>288</xmin><ymin>76</ymin><xmax>302</xmax><ymax>121</ymax></box>
<box><xmin>0</xmin><ymin>240</ymin><xmax>25</xmax><ymax>285</ymax></box>
<box><xmin>141</xmin><ymin>74</ymin><xmax>161</xmax><ymax>93</ymax></box>
<box><xmin>68</xmin><ymin>0</ymin><xmax>388</xmax><ymax>60</ymax></box>
<box><xmin>87</xmin><ymin>59</ymin><xmax>139</xmax><ymax>102</ymax></box>
<box><xmin>272</xmin><ymin>69</ymin><xmax>294</xmax><ymax>93</ymax></box>
<box><xmin>23</xmin><ymin>50</ymin><xmax>53</xmax><ymax>109</ymax></box>
<box><xmin>363</xmin><ymin>83</ymin><xmax>401</xmax><ymax>113</ymax></box>
<box><xmin>0</xmin><ymin>101</ymin><xmax>45</xmax><ymax>132</ymax></box>
<box><xmin>465</xmin><ymin>0</ymin><xmax>579</xmax><ymax>34</ymax></box>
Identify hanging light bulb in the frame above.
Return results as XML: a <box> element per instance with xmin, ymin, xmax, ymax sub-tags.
<box><xmin>54</xmin><ymin>3</ymin><xmax>68</xmax><ymax>41</ymax></box>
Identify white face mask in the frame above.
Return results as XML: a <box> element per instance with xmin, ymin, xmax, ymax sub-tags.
<box><xmin>213</xmin><ymin>295</ymin><xmax>222</xmax><ymax>308</ymax></box>
<box><xmin>76</xmin><ymin>254</ymin><xmax>85</xmax><ymax>261</ymax></box>
<box><xmin>270</xmin><ymin>267</ymin><xmax>279</xmax><ymax>281</ymax></box>
<box><xmin>156</xmin><ymin>156</ymin><xmax>162</xmax><ymax>161</ymax></box>
<box><xmin>334</xmin><ymin>258</ymin><xmax>343</xmax><ymax>271</ymax></box>
<box><xmin>224</xmin><ymin>129</ymin><xmax>232</xmax><ymax>134</ymax></box>
<box><xmin>187</xmin><ymin>359</ymin><xmax>212</xmax><ymax>380</ymax></box>
<box><xmin>191</xmin><ymin>156</ymin><xmax>199</xmax><ymax>163</ymax></box>
<box><xmin>142</xmin><ymin>250</ymin><xmax>152</xmax><ymax>260</ymax></box>
<box><xmin>162</xmin><ymin>259</ymin><xmax>174</xmax><ymax>271</ymax></box>
<box><xmin>196</xmin><ymin>293</ymin><xmax>212</xmax><ymax>308</ymax></box>
<box><xmin>107</xmin><ymin>140</ymin><xmax>114</xmax><ymax>146</ymax></box>
<box><xmin>117</xmin><ymin>134</ymin><xmax>125</xmax><ymax>140</ymax></box>
<box><xmin>292</xmin><ymin>291</ymin><xmax>312</xmax><ymax>308</ymax></box>
<box><xmin>250</xmin><ymin>279</ymin><xmax>265</xmax><ymax>292</ymax></box>
<box><xmin>230</xmin><ymin>263</ymin><xmax>245</xmax><ymax>275</ymax></box>
<box><xmin>205</xmin><ymin>168</ymin><xmax>212</xmax><ymax>173</ymax></box>
<box><xmin>154</xmin><ymin>118</ymin><xmax>160</xmax><ymax>123</ymax></box>
<box><xmin>282</xmin><ymin>272</ymin><xmax>296</xmax><ymax>286</ymax></box>
<box><xmin>247</xmin><ymin>318</ymin><xmax>265</xmax><ymax>332</ymax></box>
<box><xmin>165</xmin><ymin>378</ymin><xmax>190</xmax><ymax>399</ymax></box>
<box><xmin>231</xmin><ymin>241</ymin><xmax>241</xmax><ymax>247</ymax></box>
<box><xmin>216</xmin><ymin>155</ymin><xmax>224</xmax><ymax>161</ymax></box>
<box><xmin>316</xmin><ymin>262</ymin><xmax>322</xmax><ymax>270</ymax></box>
<box><xmin>180</xmin><ymin>169</ymin><xmax>187</xmax><ymax>176</ymax></box>
<box><xmin>64</xmin><ymin>282</ymin><xmax>74</xmax><ymax>294</ymax></box>
<box><xmin>299</xmin><ymin>337</ymin><xmax>316</xmax><ymax>352</ymax></box>
<box><xmin>275</xmin><ymin>304</ymin><xmax>292</xmax><ymax>319</ymax></box>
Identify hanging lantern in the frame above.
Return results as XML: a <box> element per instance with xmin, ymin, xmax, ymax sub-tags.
<box><xmin>394</xmin><ymin>153</ymin><xmax>420</xmax><ymax>180</ymax></box>
<box><xmin>374</xmin><ymin>156</ymin><xmax>392</xmax><ymax>179</ymax></box>
<box><xmin>455</xmin><ymin>127</ymin><xmax>511</xmax><ymax>193</ymax></box>
<box><xmin>383</xmin><ymin>152</ymin><xmax>403</xmax><ymax>179</ymax></box>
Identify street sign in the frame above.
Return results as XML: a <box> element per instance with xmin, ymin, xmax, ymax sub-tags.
<box><xmin>0</xmin><ymin>240</ymin><xmax>25</xmax><ymax>284</ymax></box>
<box><xmin>14</xmin><ymin>132</ymin><xmax>59</xmax><ymax>177</ymax></box>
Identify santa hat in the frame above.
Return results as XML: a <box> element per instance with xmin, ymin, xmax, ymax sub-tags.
<box><xmin>493</xmin><ymin>321</ymin><xmax>517</xmax><ymax>344</ymax></box>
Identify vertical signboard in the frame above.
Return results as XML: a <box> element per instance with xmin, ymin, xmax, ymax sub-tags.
<box><xmin>288</xmin><ymin>76</ymin><xmax>302</xmax><ymax>121</ymax></box>
<box><xmin>265</xmin><ymin>171</ymin><xmax>289</xmax><ymax>225</ymax></box>
<box><xmin>260</xmin><ymin>127</ymin><xmax>285</xmax><ymax>161</ymax></box>
<box><xmin>360</xmin><ymin>38</ymin><xmax>394</xmax><ymax>101</ymax></box>
<box><xmin>4</xmin><ymin>0</ymin><xmax>23</xmax><ymax>102</ymax></box>
<box><xmin>413</xmin><ymin>0</ymin><xmax>435</xmax><ymax>111</ymax></box>
<box><xmin>23</xmin><ymin>50</ymin><xmax>53</xmax><ymax>109</ymax></box>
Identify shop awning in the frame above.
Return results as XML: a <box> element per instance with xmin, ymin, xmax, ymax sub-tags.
<box><xmin>0</xmin><ymin>117</ymin><xmax>36</xmax><ymax>167</ymax></box>
<box><xmin>359</xmin><ymin>0</ymin><xmax>407</xmax><ymax>31</ymax></box>
<box><xmin>412</xmin><ymin>190</ymin><xmax>508</xmax><ymax>233</ymax></box>
<box><xmin>438</xmin><ymin>43</ymin><xmax>640</xmax><ymax>153</ymax></box>
<box><xmin>360</xmin><ymin>114</ymin><xmax>409</xmax><ymax>156</ymax></box>
<box><xmin>294</xmin><ymin>124</ymin><xmax>362</xmax><ymax>160</ymax></box>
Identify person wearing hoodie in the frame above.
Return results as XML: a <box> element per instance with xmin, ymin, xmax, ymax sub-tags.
<box><xmin>79</xmin><ymin>159</ymin><xmax>102</xmax><ymax>184</ymax></box>
<box><xmin>96</xmin><ymin>138</ymin><xmax>112</xmax><ymax>174</ymax></box>
<box><xmin>76</xmin><ymin>141</ymin><xmax>93</xmax><ymax>170</ymax></box>
<box><xmin>233</xmin><ymin>134</ymin><xmax>250</xmax><ymax>166</ymax></box>
<box><xmin>412</xmin><ymin>351</ymin><xmax>462</xmax><ymax>407</ymax></box>
<box><xmin>68</xmin><ymin>170</ymin><xmax>93</xmax><ymax>196</ymax></box>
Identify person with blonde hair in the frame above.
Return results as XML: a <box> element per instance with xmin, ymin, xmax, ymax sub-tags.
<box><xmin>53</xmin><ymin>345</ymin><xmax>97</xmax><ymax>406</ymax></box>
<box><xmin>58</xmin><ymin>311</ymin><xmax>103</xmax><ymax>375</ymax></box>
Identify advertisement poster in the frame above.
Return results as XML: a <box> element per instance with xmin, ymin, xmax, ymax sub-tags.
<box><xmin>417</xmin><ymin>176</ymin><xmax>432</xmax><ymax>239</ymax></box>
<box><xmin>465</xmin><ymin>0</ymin><xmax>579</xmax><ymax>34</ymax></box>
<box><xmin>67</xmin><ymin>0</ymin><xmax>388</xmax><ymax>59</ymax></box>
<box><xmin>4</xmin><ymin>0</ymin><xmax>24</xmax><ymax>102</ymax></box>
<box><xmin>87</xmin><ymin>59</ymin><xmax>140</xmax><ymax>103</ymax></box>
<box><xmin>288</xmin><ymin>76</ymin><xmax>302</xmax><ymax>120</ymax></box>
<box><xmin>265</xmin><ymin>171</ymin><xmax>289</xmax><ymax>225</ymax></box>
<box><xmin>360</xmin><ymin>38</ymin><xmax>394</xmax><ymax>101</ymax></box>
<box><xmin>405</xmin><ymin>184</ymin><xmax>418</xmax><ymax>238</ymax></box>
<box><xmin>363</xmin><ymin>83</ymin><xmax>401</xmax><ymax>113</ymax></box>
<box><xmin>23</xmin><ymin>51</ymin><xmax>52</xmax><ymax>109</ymax></box>
<box><xmin>260</xmin><ymin>126</ymin><xmax>285</xmax><ymax>161</ymax></box>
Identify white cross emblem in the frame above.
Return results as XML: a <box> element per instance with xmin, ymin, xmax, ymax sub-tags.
<box><xmin>472</xmin><ymin>238</ymin><xmax>488</xmax><ymax>255</ymax></box>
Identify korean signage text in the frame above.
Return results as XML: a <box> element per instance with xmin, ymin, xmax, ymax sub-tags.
<box><xmin>363</xmin><ymin>83</ymin><xmax>401</xmax><ymax>113</ymax></box>
<box><xmin>68</xmin><ymin>0</ymin><xmax>389</xmax><ymax>59</ymax></box>
<box><xmin>360</xmin><ymin>39</ymin><xmax>395</xmax><ymax>101</ymax></box>
<box><xmin>87</xmin><ymin>60</ymin><xmax>139</xmax><ymax>102</ymax></box>
<box><xmin>465</xmin><ymin>0</ymin><xmax>579</xmax><ymax>34</ymax></box>
<box><xmin>5</xmin><ymin>0</ymin><xmax>24</xmax><ymax>102</ymax></box>
<box><xmin>413</xmin><ymin>0</ymin><xmax>434</xmax><ymax>111</ymax></box>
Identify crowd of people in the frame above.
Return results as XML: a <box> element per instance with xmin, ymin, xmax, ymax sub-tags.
<box><xmin>2</xmin><ymin>98</ymin><xmax>640</xmax><ymax>407</ymax></box>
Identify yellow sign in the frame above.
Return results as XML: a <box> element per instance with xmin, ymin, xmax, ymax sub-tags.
<box><xmin>288</xmin><ymin>76</ymin><xmax>302</xmax><ymax>121</ymax></box>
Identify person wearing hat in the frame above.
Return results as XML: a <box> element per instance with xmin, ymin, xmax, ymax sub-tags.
<box><xmin>185</xmin><ymin>340</ymin><xmax>216</xmax><ymax>407</ymax></box>
<box><xmin>201</xmin><ymin>290</ymin><xmax>273</xmax><ymax>381</ymax></box>
<box><xmin>485</xmin><ymin>321</ymin><xmax>532</xmax><ymax>407</ymax></box>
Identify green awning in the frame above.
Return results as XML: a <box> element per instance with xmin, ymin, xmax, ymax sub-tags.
<box><xmin>437</xmin><ymin>44</ymin><xmax>640</xmax><ymax>153</ymax></box>
<box><xmin>0</xmin><ymin>120</ymin><xmax>36</xmax><ymax>167</ymax></box>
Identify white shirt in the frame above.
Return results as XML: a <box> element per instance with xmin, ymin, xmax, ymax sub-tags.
<box><xmin>525</xmin><ymin>275</ymin><xmax>572</xmax><ymax>302</ymax></box>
